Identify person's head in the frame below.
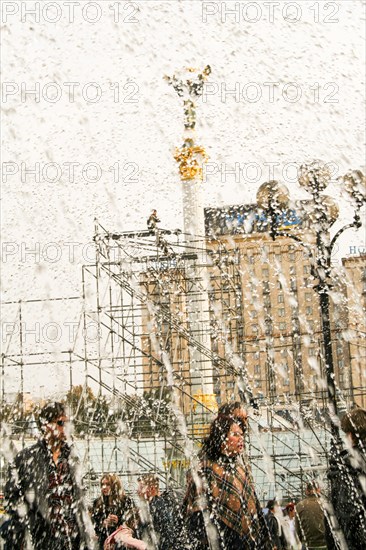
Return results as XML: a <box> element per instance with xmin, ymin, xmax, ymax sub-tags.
<box><xmin>218</xmin><ymin>401</ymin><xmax>248</xmax><ymax>427</ymax></box>
<box><xmin>266</xmin><ymin>499</ymin><xmax>281</xmax><ymax>514</ymax></box>
<box><xmin>305</xmin><ymin>480</ymin><xmax>320</xmax><ymax>496</ymax></box>
<box><xmin>137</xmin><ymin>473</ymin><xmax>160</xmax><ymax>501</ymax></box>
<box><xmin>152</xmin><ymin>209</ymin><xmax>157</xmax><ymax>215</ymax></box>
<box><xmin>202</xmin><ymin>414</ymin><xmax>246</xmax><ymax>460</ymax></box>
<box><xmin>38</xmin><ymin>402</ymin><xmax>68</xmax><ymax>445</ymax></box>
<box><xmin>341</xmin><ymin>408</ymin><xmax>366</xmax><ymax>448</ymax></box>
<box><xmin>285</xmin><ymin>502</ymin><xmax>295</xmax><ymax>519</ymax></box>
<box><xmin>100</xmin><ymin>474</ymin><xmax>123</xmax><ymax>499</ymax></box>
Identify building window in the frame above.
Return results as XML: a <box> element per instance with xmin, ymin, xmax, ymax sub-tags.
<box><xmin>280</xmin><ymin>363</ymin><xmax>290</xmax><ymax>386</ymax></box>
<box><xmin>305</xmin><ymin>293</ymin><xmax>312</xmax><ymax>302</ymax></box>
<box><xmin>308</xmin><ymin>348</ymin><xmax>316</xmax><ymax>356</ymax></box>
<box><xmin>279</xmin><ymin>322</ymin><xmax>287</xmax><ymax>331</ymax></box>
<box><xmin>254</xmin><ymin>364</ymin><xmax>260</xmax><ymax>375</ymax></box>
<box><xmin>278</xmin><ymin>294</ymin><xmax>284</xmax><ymax>303</ymax></box>
<box><xmin>306</xmin><ymin>306</ymin><xmax>313</xmax><ymax>316</ymax></box>
<box><xmin>304</xmin><ymin>265</ymin><xmax>311</xmax><ymax>274</ymax></box>
<box><xmin>250</xmin><ymin>310</ymin><xmax>258</xmax><ymax>318</ymax></box>
<box><xmin>275</xmin><ymin>254</ymin><xmax>282</xmax><ymax>264</ymax></box>
<box><xmin>278</xmin><ymin>308</ymin><xmax>285</xmax><ymax>317</ymax></box>
<box><xmin>262</xmin><ymin>268</ymin><xmax>269</xmax><ymax>278</ymax></box>
<box><xmin>252</xmin><ymin>324</ymin><xmax>259</xmax><ymax>334</ymax></box>
<box><xmin>289</xmin><ymin>266</ymin><xmax>296</xmax><ymax>275</ymax></box>
<box><xmin>254</xmin><ymin>379</ymin><xmax>262</xmax><ymax>388</ymax></box>
<box><xmin>289</xmin><ymin>252</ymin><xmax>295</xmax><ymax>261</ymax></box>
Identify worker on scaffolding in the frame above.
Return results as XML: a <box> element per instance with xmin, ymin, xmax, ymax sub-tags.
<box><xmin>147</xmin><ymin>210</ymin><xmax>160</xmax><ymax>232</ymax></box>
<box><xmin>147</xmin><ymin>210</ymin><xmax>171</xmax><ymax>257</ymax></box>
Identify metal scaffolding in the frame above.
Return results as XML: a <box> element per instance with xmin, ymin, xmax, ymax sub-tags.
<box><xmin>1</xmin><ymin>219</ymin><xmax>364</xmax><ymax>504</ymax></box>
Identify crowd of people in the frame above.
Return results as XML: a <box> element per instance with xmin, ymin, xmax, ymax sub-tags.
<box><xmin>1</xmin><ymin>401</ymin><xmax>365</xmax><ymax>549</ymax></box>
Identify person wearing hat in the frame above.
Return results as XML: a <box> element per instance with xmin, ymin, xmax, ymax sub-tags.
<box><xmin>3</xmin><ymin>402</ymin><xmax>94</xmax><ymax>549</ymax></box>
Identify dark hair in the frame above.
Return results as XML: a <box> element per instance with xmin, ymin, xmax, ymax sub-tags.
<box><xmin>200</xmin><ymin>414</ymin><xmax>245</xmax><ymax>460</ymax></box>
<box><xmin>306</xmin><ymin>480</ymin><xmax>319</xmax><ymax>494</ymax></box>
<box><xmin>266</xmin><ymin>499</ymin><xmax>276</xmax><ymax>510</ymax></box>
<box><xmin>218</xmin><ymin>401</ymin><xmax>242</xmax><ymax>414</ymax></box>
<box><xmin>39</xmin><ymin>402</ymin><xmax>65</xmax><ymax>428</ymax></box>
<box><xmin>218</xmin><ymin>402</ymin><xmax>248</xmax><ymax>425</ymax></box>
<box><xmin>341</xmin><ymin>408</ymin><xmax>366</xmax><ymax>445</ymax></box>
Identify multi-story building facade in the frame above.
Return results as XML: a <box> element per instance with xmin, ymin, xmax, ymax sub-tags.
<box><xmin>341</xmin><ymin>254</ymin><xmax>366</xmax><ymax>408</ymax></box>
<box><xmin>205</xmin><ymin>203</ymin><xmax>352</xmax><ymax>410</ymax></box>
<box><xmin>139</xmin><ymin>202</ymin><xmax>358</xmax><ymax>414</ymax></box>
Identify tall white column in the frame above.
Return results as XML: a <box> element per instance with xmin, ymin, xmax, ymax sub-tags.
<box><xmin>166</xmin><ymin>67</ymin><xmax>218</xmax><ymax>428</ymax></box>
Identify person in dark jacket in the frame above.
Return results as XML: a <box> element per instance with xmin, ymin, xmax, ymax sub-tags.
<box><xmin>183</xmin><ymin>412</ymin><xmax>272</xmax><ymax>550</ymax></box>
<box><xmin>134</xmin><ymin>474</ymin><xmax>187</xmax><ymax>550</ymax></box>
<box><xmin>92</xmin><ymin>473</ymin><xmax>133</xmax><ymax>549</ymax></box>
<box><xmin>146</xmin><ymin>209</ymin><xmax>171</xmax><ymax>255</ymax></box>
<box><xmin>147</xmin><ymin>210</ymin><xmax>160</xmax><ymax>232</ymax></box>
<box><xmin>326</xmin><ymin>407</ymin><xmax>366</xmax><ymax>550</ymax></box>
<box><xmin>266</xmin><ymin>499</ymin><xmax>285</xmax><ymax>550</ymax></box>
<box><xmin>295</xmin><ymin>482</ymin><xmax>326</xmax><ymax>550</ymax></box>
<box><xmin>105</xmin><ymin>473</ymin><xmax>187</xmax><ymax>550</ymax></box>
<box><xmin>3</xmin><ymin>402</ymin><xmax>94</xmax><ymax>550</ymax></box>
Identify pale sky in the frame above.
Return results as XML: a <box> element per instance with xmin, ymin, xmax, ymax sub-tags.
<box><xmin>1</xmin><ymin>0</ymin><xmax>365</xmax><ymax>394</ymax></box>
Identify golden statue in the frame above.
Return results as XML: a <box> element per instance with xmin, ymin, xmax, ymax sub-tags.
<box><xmin>174</xmin><ymin>138</ymin><xmax>208</xmax><ymax>181</ymax></box>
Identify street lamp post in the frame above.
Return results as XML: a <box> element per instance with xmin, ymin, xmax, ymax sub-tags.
<box><xmin>256</xmin><ymin>162</ymin><xmax>365</xmax><ymax>434</ymax></box>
